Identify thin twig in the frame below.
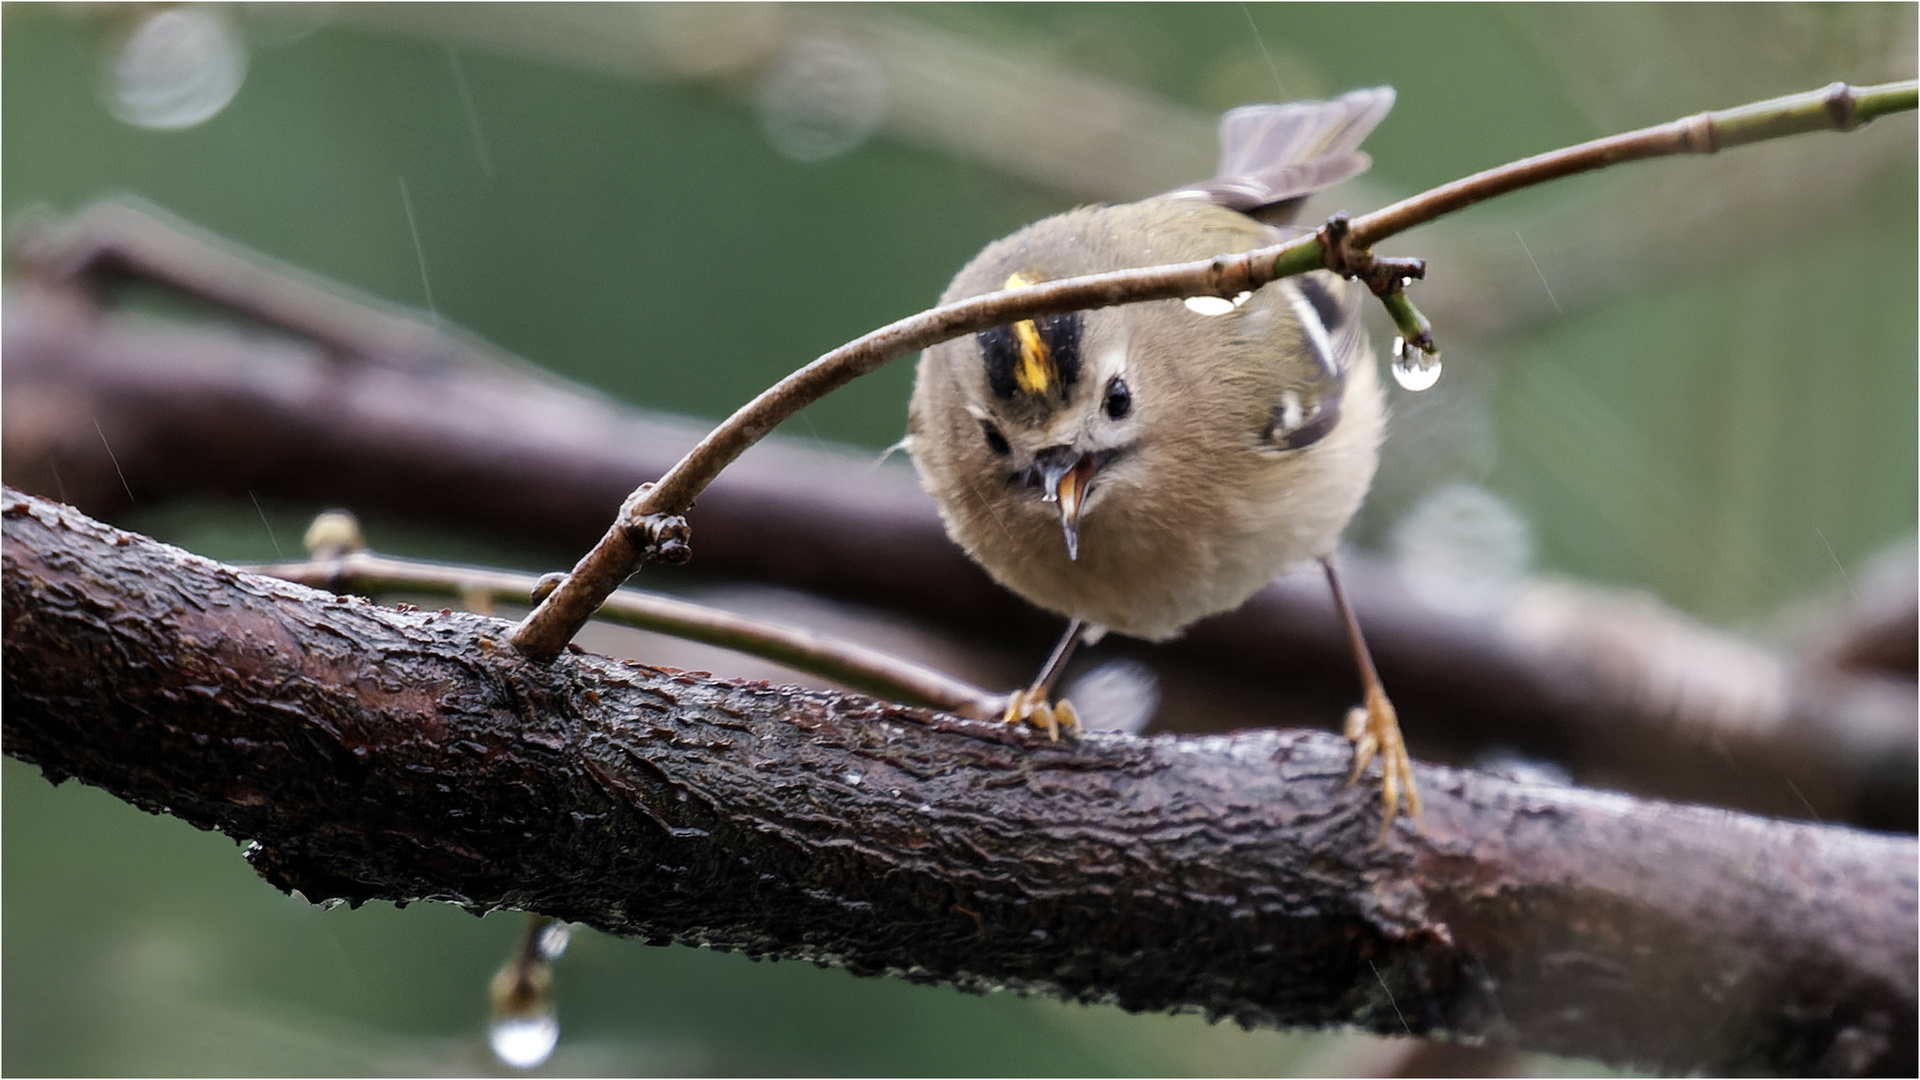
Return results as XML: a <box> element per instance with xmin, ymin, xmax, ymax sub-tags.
<box><xmin>511</xmin><ymin>79</ymin><xmax>1916</xmax><ymax>662</ymax></box>
<box><xmin>1346</xmin><ymin>80</ymin><xmax>1916</xmax><ymax>249</ymax></box>
<box><xmin>243</xmin><ymin>550</ymin><xmax>1002</xmax><ymax>718</ymax></box>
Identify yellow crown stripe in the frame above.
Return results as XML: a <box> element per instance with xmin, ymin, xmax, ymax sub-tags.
<box><xmin>1004</xmin><ymin>272</ymin><xmax>1056</xmax><ymax>397</ymax></box>
<box><xmin>1013</xmin><ymin>320</ymin><xmax>1052</xmax><ymax>396</ymax></box>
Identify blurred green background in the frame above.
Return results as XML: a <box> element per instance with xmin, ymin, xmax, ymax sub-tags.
<box><xmin>4</xmin><ymin>3</ymin><xmax>1913</xmax><ymax>1075</ymax></box>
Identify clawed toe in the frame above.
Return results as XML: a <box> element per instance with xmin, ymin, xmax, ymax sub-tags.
<box><xmin>1344</xmin><ymin>688</ymin><xmax>1421</xmax><ymax>840</ymax></box>
<box><xmin>1001</xmin><ymin>688</ymin><xmax>1081</xmax><ymax>741</ymax></box>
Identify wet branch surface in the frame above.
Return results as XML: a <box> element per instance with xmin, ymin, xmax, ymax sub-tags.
<box><xmin>5</xmin><ymin>489</ymin><xmax>1914</xmax><ymax>1076</ymax></box>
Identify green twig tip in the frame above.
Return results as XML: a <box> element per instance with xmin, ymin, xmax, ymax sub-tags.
<box><xmin>1379</xmin><ymin>288</ymin><xmax>1436</xmax><ymax>354</ymax></box>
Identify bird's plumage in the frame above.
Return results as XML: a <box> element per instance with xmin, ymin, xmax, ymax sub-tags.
<box><xmin>909</xmin><ymin>201</ymin><xmax>1382</xmax><ymax>641</ymax></box>
<box><xmin>907</xmin><ymin>87</ymin><xmax>1420</xmax><ymax>826</ymax></box>
<box><xmin>907</xmin><ymin>87</ymin><xmax>1394</xmax><ymax>643</ymax></box>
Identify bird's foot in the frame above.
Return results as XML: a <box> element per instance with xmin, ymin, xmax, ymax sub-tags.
<box><xmin>1002</xmin><ymin>687</ymin><xmax>1080</xmax><ymax>741</ymax></box>
<box><xmin>1344</xmin><ymin>684</ymin><xmax>1421</xmax><ymax>841</ymax></box>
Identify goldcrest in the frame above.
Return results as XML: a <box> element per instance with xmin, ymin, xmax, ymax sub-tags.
<box><xmin>906</xmin><ymin>87</ymin><xmax>1420</xmax><ymax>829</ymax></box>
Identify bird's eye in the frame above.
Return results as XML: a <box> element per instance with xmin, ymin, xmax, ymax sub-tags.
<box><xmin>981</xmin><ymin>420</ymin><xmax>1011</xmax><ymax>456</ymax></box>
<box><xmin>1104</xmin><ymin>377</ymin><xmax>1132</xmax><ymax>420</ymax></box>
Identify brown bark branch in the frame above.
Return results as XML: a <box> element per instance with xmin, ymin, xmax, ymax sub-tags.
<box><xmin>3</xmin><ymin>488</ymin><xmax>1913</xmax><ymax>1076</ymax></box>
<box><xmin>4</xmin><ymin>264</ymin><xmax>1911</xmax><ymax>828</ymax></box>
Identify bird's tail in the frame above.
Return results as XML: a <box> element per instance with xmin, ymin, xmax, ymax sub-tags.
<box><xmin>1164</xmin><ymin>86</ymin><xmax>1396</xmax><ymax>225</ymax></box>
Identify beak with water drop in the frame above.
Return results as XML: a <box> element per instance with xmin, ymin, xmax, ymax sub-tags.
<box><xmin>1036</xmin><ymin>448</ymin><xmax>1099</xmax><ymax>561</ymax></box>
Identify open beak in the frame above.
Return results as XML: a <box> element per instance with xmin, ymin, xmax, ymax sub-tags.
<box><xmin>1038</xmin><ymin>452</ymin><xmax>1099</xmax><ymax>561</ymax></box>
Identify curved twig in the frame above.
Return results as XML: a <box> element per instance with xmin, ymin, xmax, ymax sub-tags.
<box><xmin>510</xmin><ymin>79</ymin><xmax>1918</xmax><ymax>661</ymax></box>
<box><xmin>1346</xmin><ymin>80</ymin><xmax>1919</xmax><ymax>249</ymax></box>
<box><xmin>508</xmin><ymin>241</ymin><xmax>1323</xmax><ymax>660</ymax></box>
<box><xmin>245</xmin><ymin>549</ymin><xmax>1002</xmax><ymax>718</ymax></box>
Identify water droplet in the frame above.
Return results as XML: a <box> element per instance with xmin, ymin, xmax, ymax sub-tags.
<box><xmin>490</xmin><ymin>1013</ymin><xmax>559</xmax><ymax>1070</ymax></box>
<box><xmin>1060</xmin><ymin>659</ymin><xmax>1159</xmax><ymax>733</ymax></box>
<box><xmin>536</xmin><ymin>922</ymin><xmax>572</xmax><ymax>960</ymax></box>
<box><xmin>1390</xmin><ymin>339</ymin><xmax>1442</xmax><ymax>391</ymax></box>
<box><xmin>1183</xmin><ymin>292</ymin><xmax>1252</xmax><ymax>316</ymax></box>
<box><xmin>756</xmin><ymin>38</ymin><xmax>887</xmax><ymax>162</ymax></box>
<box><xmin>1391</xmin><ymin>482</ymin><xmax>1532</xmax><ymax>618</ymax></box>
<box><xmin>106</xmin><ymin>8</ymin><xmax>248</xmax><ymax>131</ymax></box>
<box><xmin>1470</xmin><ymin>747</ymin><xmax>1573</xmax><ymax>787</ymax></box>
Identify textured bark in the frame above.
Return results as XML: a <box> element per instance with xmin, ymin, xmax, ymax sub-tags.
<box><xmin>5</xmin><ymin>488</ymin><xmax>1914</xmax><ymax>1076</ymax></box>
<box><xmin>4</xmin><ymin>267</ymin><xmax>1913</xmax><ymax>828</ymax></box>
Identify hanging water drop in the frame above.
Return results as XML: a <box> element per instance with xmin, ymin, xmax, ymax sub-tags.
<box><xmin>491</xmin><ymin>915</ymin><xmax>562</xmax><ymax>1069</ymax></box>
<box><xmin>1390</xmin><ymin>337</ymin><xmax>1442</xmax><ymax>392</ymax></box>
<box><xmin>489</xmin><ymin>1013</ymin><xmax>559</xmax><ymax>1070</ymax></box>
<box><xmin>537</xmin><ymin>921</ymin><xmax>572</xmax><ymax>960</ymax></box>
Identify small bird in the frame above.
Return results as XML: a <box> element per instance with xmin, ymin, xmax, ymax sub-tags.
<box><xmin>906</xmin><ymin>87</ymin><xmax>1419</xmax><ymax>828</ymax></box>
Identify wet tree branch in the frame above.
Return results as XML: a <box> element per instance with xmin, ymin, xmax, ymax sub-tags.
<box><xmin>3</xmin><ymin>488</ymin><xmax>1913</xmax><ymax>1076</ymax></box>
<box><xmin>4</xmin><ymin>264</ymin><xmax>1913</xmax><ymax>828</ymax></box>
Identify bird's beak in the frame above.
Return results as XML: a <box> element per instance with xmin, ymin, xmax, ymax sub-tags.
<box><xmin>1038</xmin><ymin>452</ymin><xmax>1099</xmax><ymax>561</ymax></box>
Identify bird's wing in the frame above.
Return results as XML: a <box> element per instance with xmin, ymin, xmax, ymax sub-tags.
<box><xmin>1263</xmin><ymin>271</ymin><xmax>1368</xmax><ymax>451</ymax></box>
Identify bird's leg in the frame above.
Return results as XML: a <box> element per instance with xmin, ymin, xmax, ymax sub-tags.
<box><xmin>1322</xmin><ymin>556</ymin><xmax>1420</xmax><ymax>839</ymax></box>
<box><xmin>1002</xmin><ymin>619</ymin><xmax>1084</xmax><ymax>740</ymax></box>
